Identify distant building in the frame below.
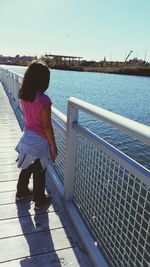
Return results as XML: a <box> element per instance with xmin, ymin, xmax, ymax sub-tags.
<box><xmin>0</xmin><ymin>55</ymin><xmax>37</xmax><ymax>66</ymax></box>
<box><xmin>45</xmin><ymin>54</ymin><xmax>82</xmax><ymax>68</ymax></box>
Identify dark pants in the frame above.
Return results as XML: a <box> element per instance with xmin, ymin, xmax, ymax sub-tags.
<box><xmin>17</xmin><ymin>159</ymin><xmax>46</xmax><ymax>202</ymax></box>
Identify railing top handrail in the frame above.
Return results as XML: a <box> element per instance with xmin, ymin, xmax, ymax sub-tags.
<box><xmin>69</xmin><ymin>97</ymin><xmax>150</xmax><ymax>147</ymax></box>
<box><xmin>52</xmin><ymin>106</ymin><xmax>67</xmax><ymax>124</ymax></box>
<box><xmin>0</xmin><ymin>67</ymin><xmax>24</xmax><ymax>78</ymax></box>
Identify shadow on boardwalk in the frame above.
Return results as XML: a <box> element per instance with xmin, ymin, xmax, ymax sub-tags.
<box><xmin>16</xmin><ymin>201</ymin><xmax>62</xmax><ymax>267</ymax></box>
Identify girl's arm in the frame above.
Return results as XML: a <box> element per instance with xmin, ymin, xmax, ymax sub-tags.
<box><xmin>42</xmin><ymin>105</ymin><xmax>58</xmax><ymax>161</ymax></box>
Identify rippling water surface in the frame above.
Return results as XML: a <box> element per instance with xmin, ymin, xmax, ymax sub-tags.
<box><xmin>2</xmin><ymin>65</ymin><xmax>150</xmax><ymax>169</ymax></box>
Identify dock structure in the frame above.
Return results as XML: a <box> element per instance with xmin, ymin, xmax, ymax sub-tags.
<box><xmin>0</xmin><ymin>82</ymin><xmax>92</xmax><ymax>267</ymax></box>
<box><xmin>45</xmin><ymin>54</ymin><xmax>82</xmax><ymax>67</ymax></box>
<box><xmin>0</xmin><ymin>68</ymin><xmax>150</xmax><ymax>267</ymax></box>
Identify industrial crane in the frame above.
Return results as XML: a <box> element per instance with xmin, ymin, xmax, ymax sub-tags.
<box><xmin>125</xmin><ymin>50</ymin><xmax>133</xmax><ymax>62</ymax></box>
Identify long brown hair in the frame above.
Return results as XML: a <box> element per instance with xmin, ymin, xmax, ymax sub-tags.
<box><xmin>18</xmin><ymin>60</ymin><xmax>50</xmax><ymax>102</ymax></box>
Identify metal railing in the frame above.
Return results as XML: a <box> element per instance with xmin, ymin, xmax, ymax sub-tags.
<box><xmin>0</xmin><ymin>67</ymin><xmax>149</xmax><ymax>267</ymax></box>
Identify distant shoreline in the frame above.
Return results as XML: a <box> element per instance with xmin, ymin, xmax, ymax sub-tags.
<box><xmin>51</xmin><ymin>65</ymin><xmax>150</xmax><ymax>77</ymax></box>
<box><xmin>1</xmin><ymin>63</ymin><xmax>150</xmax><ymax>77</ymax></box>
<box><xmin>83</xmin><ymin>66</ymin><xmax>150</xmax><ymax>77</ymax></box>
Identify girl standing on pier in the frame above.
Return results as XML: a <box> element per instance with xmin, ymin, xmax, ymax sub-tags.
<box><xmin>15</xmin><ymin>60</ymin><xmax>58</xmax><ymax>210</ymax></box>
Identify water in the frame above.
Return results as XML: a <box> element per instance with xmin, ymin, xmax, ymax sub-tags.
<box><xmin>1</xmin><ymin>65</ymin><xmax>150</xmax><ymax>170</ymax></box>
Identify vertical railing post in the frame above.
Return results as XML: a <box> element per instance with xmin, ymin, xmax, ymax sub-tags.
<box><xmin>11</xmin><ymin>73</ymin><xmax>14</xmax><ymax>96</ymax></box>
<box><xmin>3</xmin><ymin>70</ymin><xmax>6</xmax><ymax>89</ymax></box>
<box><xmin>14</xmin><ymin>75</ymin><xmax>19</xmax><ymax>107</ymax></box>
<box><xmin>13</xmin><ymin>74</ymin><xmax>16</xmax><ymax>99</ymax></box>
<box><xmin>9</xmin><ymin>73</ymin><xmax>11</xmax><ymax>94</ymax></box>
<box><xmin>10</xmin><ymin>73</ymin><xmax>13</xmax><ymax>95</ymax></box>
<box><xmin>64</xmin><ymin>101</ymin><xmax>78</xmax><ymax>202</ymax></box>
<box><xmin>6</xmin><ymin>71</ymin><xmax>9</xmax><ymax>92</ymax></box>
<box><xmin>4</xmin><ymin>70</ymin><xmax>7</xmax><ymax>90</ymax></box>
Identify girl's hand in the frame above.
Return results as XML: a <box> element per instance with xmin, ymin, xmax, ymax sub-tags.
<box><xmin>50</xmin><ymin>144</ymin><xmax>58</xmax><ymax>161</ymax></box>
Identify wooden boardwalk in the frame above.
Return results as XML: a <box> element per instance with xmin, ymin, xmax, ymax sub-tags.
<box><xmin>0</xmin><ymin>83</ymin><xmax>92</xmax><ymax>267</ymax></box>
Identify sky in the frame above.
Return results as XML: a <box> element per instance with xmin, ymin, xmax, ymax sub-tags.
<box><xmin>0</xmin><ymin>0</ymin><xmax>150</xmax><ymax>62</ymax></box>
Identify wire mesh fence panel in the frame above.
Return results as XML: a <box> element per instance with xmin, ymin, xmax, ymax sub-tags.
<box><xmin>52</xmin><ymin>124</ymin><xmax>66</xmax><ymax>182</ymax></box>
<box><xmin>73</xmin><ymin>133</ymin><xmax>150</xmax><ymax>267</ymax></box>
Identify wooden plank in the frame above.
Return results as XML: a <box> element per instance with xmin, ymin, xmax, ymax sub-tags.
<box><xmin>0</xmin><ymin>159</ymin><xmax>17</xmax><ymax>165</ymax></box>
<box><xmin>0</xmin><ymin>120</ymin><xmax>20</xmax><ymax>125</ymax></box>
<box><xmin>0</xmin><ymin>191</ymin><xmax>17</xmax><ymax>205</ymax></box>
<box><xmin>0</xmin><ymin>126</ymin><xmax>20</xmax><ymax>130</ymax></box>
<box><xmin>0</xmin><ymin>171</ymin><xmax>19</xmax><ymax>182</ymax></box>
<box><xmin>0</xmin><ymin>180</ymin><xmax>17</xmax><ymax>192</ymax></box>
<box><xmin>0</xmin><ymin>143</ymin><xmax>18</xmax><ymax>148</ymax></box>
<box><xmin>0</xmin><ymin>134</ymin><xmax>20</xmax><ymax>138</ymax></box>
<box><xmin>0</xmin><ymin>228</ymin><xmax>74</xmax><ymax>263</ymax></box>
<box><xmin>0</xmin><ymin>178</ymin><xmax>33</xmax><ymax>191</ymax></box>
<box><xmin>0</xmin><ymin>126</ymin><xmax>19</xmax><ymax>130</ymax></box>
<box><xmin>0</xmin><ymin>160</ymin><xmax>18</xmax><ymax>167</ymax></box>
<box><xmin>0</xmin><ymin>119</ymin><xmax>18</xmax><ymax>123</ymax></box>
<box><xmin>0</xmin><ymin>211</ymin><xmax>65</xmax><ymax>239</ymax></box>
<box><xmin>0</xmin><ymin>144</ymin><xmax>18</xmax><ymax>149</ymax></box>
<box><xmin>0</xmin><ymin>134</ymin><xmax>20</xmax><ymax>139</ymax></box>
<box><xmin>0</xmin><ymin>127</ymin><xmax>20</xmax><ymax>131</ymax></box>
<box><xmin>0</xmin><ymin>164</ymin><xmax>19</xmax><ymax>173</ymax></box>
<box><xmin>0</xmin><ymin>247</ymin><xmax>88</xmax><ymax>267</ymax></box>
<box><xmin>0</xmin><ymin>135</ymin><xmax>18</xmax><ymax>139</ymax></box>
<box><xmin>0</xmin><ymin>151</ymin><xmax>18</xmax><ymax>159</ymax></box>
<box><xmin>0</xmin><ymin>202</ymin><xmax>55</xmax><ymax>220</ymax></box>
<box><xmin>0</xmin><ymin>127</ymin><xmax>20</xmax><ymax>132</ymax></box>
<box><xmin>0</xmin><ymin>147</ymin><xmax>18</xmax><ymax>153</ymax></box>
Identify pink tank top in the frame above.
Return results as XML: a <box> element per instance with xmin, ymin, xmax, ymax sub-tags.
<box><xmin>21</xmin><ymin>93</ymin><xmax>52</xmax><ymax>139</ymax></box>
